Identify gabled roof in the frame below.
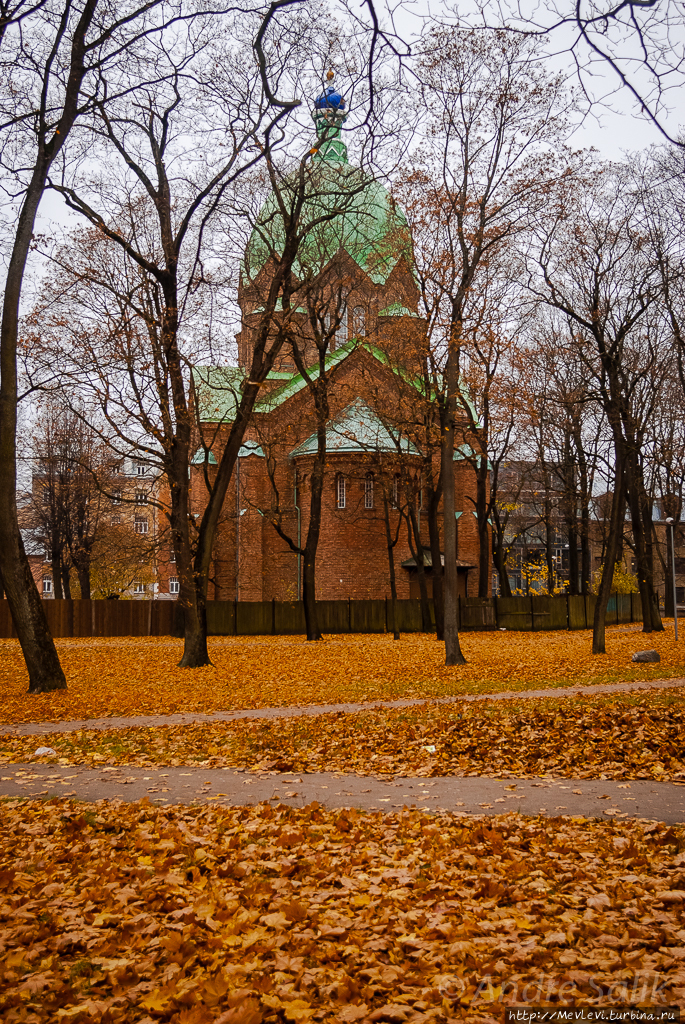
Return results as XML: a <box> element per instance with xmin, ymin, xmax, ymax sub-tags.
<box><xmin>290</xmin><ymin>398</ymin><xmax>421</xmax><ymax>458</ymax></box>
<box><xmin>194</xmin><ymin>340</ymin><xmax>479</xmax><ymax>430</ymax></box>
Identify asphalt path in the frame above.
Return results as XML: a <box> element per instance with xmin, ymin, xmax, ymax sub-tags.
<box><xmin>2</xmin><ymin>763</ymin><xmax>685</xmax><ymax>823</ymax></box>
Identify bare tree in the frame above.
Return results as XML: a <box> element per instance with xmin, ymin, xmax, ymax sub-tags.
<box><xmin>396</xmin><ymin>26</ymin><xmax>572</xmax><ymax>663</ymax></box>
<box><xmin>473</xmin><ymin>0</ymin><xmax>685</xmax><ymax>147</ymax></box>
<box><xmin>526</xmin><ymin>160</ymin><xmax>666</xmax><ymax>651</ymax></box>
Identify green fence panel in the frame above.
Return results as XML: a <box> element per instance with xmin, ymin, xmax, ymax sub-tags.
<box><xmin>495</xmin><ymin>597</ymin><xmax>533</xmax><ymax>631</ymax></box>
<box><xmin>350</xmin><ymin>600</ymin><xmax>386</xmax><ymax>633</ymax></box>
<box><xmin>314</xmin><ymin>601</ymin><xmax>348</xmax><ymax>633</ymax></box>
<box><xmin>274</xmin><ymin>601</ymin><xmax>307</xmax><ymax>635</ymax></box>
<box><xmin>615</xmin><ymin>594</ymin><xmax>631</xmax><ymax>624</ymax></box>
<box><xmin>460</xmin><ymin>598</ymin><xmax>496</xmax><ymax>630</ymax></box>
<box><xmin>606</xmin><ymin>595</ymin><xmax>619</xmax><ymax>625</ymax></box>
<box><xmin>206</xmin><ymin>601</ymin><xmax>236</xmax><ymax>636</ymax></box>
<box><xmin>530</xmin><ymin>596</ymin><xmax>553</xmax><ymax>632</ymax></box>
<box><xmin>548</xmin><ymin>596</ymin><xmax>568</xmax><ymax>630</ymax></box>
<box><xmin>236</xmin><ymin>601</ymin><xmax>271</xmax><ymax>636</ymax></box>
<box><xmin>567</xmin><ymin>595</ymin><xmax>586</xmax><ymax>630</ymax></box>
<box><xmin>395</xmin><ymin>600</ymin><xmax>423</xmax><ymax>632</ymax></box>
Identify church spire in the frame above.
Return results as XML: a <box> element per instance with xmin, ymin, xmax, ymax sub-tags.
<box><xmin>312</xmin><ymin>70</ymin><xmax>348</xmax><ymax>163</ymax></box>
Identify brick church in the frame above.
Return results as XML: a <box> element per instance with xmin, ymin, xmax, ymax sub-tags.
<box><xmin>190</xmin><ymin>77</ymin><xmax>485</xmax><ymax>603</ymax></box>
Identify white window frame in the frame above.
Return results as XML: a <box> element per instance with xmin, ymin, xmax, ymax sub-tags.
<box><xmin>336</xmin><ymin>475</ymin><xmax>346</xmax><ymax>510</ymax></box>
<box><xmin>364</xmin><ymin>473</ymin><xmax>374</xmax><ymax>509</ymax></box>
<box><xmin>169</xmin><ymin>548</ymin><xmax>176</xmax><ymax>563</ymax></box>
<box><xmin>111</xmin><ymin>515</ymin><xmax>121</xmax><ymax>525</ymax></box>
<box><xmin>134</xmin><ymin>516</ymin><xmax>148</xmax><ymax>535</ymax></box>
<box><xmin>112</xmin><ymin>488</ymin><xmax>122</xmax><ymax>505</ymax></box>
<box><xmin>135</xmin><ymin>462</ymin><xmax>146</xmax><ymax>476</ymax></box>
<box><xmin>133</xmin><ymin>581</ymin><xmax>146</xmax><ymax>595</ymax></box>
<box><xmin>42</xmin><ymin>576</ymin><xmax>52</xmax><ymax>595</ymax></box>
<box><xmin>169</xmin><ymin>576</ymin><xmax>180</xmax><ymax>594</ymax></box>
<box><xmin>135</xmin><ymin>490</ymin><xmax>147</xmax><ymax>505</ymax></box>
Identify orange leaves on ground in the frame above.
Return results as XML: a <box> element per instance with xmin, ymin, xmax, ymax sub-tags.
<box><xmin>4</xmin><ymin>691</ymin><xmax>685</xmax><ymax>783</ymax></box>
<box><xmin>0</xmin><ymin>628</ymin><xmax>683</xmax><ymax>725</ymax></box>
<box><xmin>0</xmin><ymin>799</ymin><xmax>684</xmax><ymax>1023</ymax></box>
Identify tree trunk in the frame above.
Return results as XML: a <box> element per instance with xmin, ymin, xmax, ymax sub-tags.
<box><xmin>76</xmin><ymin>564</ymin><xmax>90</xmax><ymax>601</ymax></box>
<box><xmin>407</xmin><ymin>506</ymin><xmax>432</xmax><ymax>633</ymax></box>
<box><xmin>567</xmin><ymin>514</ymin><xmax>579</xmax><ymax>596</ymax></box>
<box><xmin>51</xmin><ymin>547</ymin><xmax>64</xmax><ymax>601</ymax></box>
<box><xmin>593</xmin><ymin>453</ymin><xmax>625</xmax><ymax>654</ymax></box>
<box><xmin>0</xmin><ymin>172</ymin><xmax>65</xmax><ymax>691</ymax></box>
<box><xmin>383</xmin><ymin>496</ymin><xmax>400</xmax><ymax>640</ymax></box>
<box><xmin>62</xmin><ymin>565</ymin><xmax>72</xmax><ymax>600</ymax></box>
<box><xmin>441</xmin><ymin>348</ymin><xmax>466</xmax><ymax>665</ymax></box>
<box><xmin>0</xmin><ymin>0</ymin><xmax>97</xmax><ymax>692</ymax></box>
<box><xmin>665</xmin><ymin>523</ymin><xmax>675</xmax><ymax>617</ymax></box>
<box><xmin>625</xmin><ymin>448</ymin><xmax>661</xmax><ymax>633</ymax></box>
<box><xmin>171</xmin><ymin>443</ymin><xmax>211</xmax><ymax>668</ymax></box>
<box><xmin>492</xmin><ymin>534</ymin><xmax>512</xmax><ymax>597</ymax></box>
<box><xmin>544</xmin><ymin>495</ymin><xmax>554</xmax><ymax>593</ymax></box>
<box><xmin>426</xmin><ymin>487</ymin><xmax>444</xmax><ymax>640</ymax></box>
<box><xmin>476</xmin><ymin>460</ymin><xmax>490</xmax><ymax>598</ymax></box>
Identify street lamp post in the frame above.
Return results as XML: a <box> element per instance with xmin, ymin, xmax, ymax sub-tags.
<box><xmin>665</xmin><ymin>517</ymin><xmax>678</xmax><ymax>641</ymax></box>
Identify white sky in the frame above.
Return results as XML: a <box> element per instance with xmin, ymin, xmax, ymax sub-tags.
<box><xmin>34</xmin><ymin>1</ymin><xmax>683</xmax><ymax>241</ymax></box>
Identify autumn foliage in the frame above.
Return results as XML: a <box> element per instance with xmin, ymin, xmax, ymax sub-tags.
<box><xmin>1</xmin><ymin>629</ymin><xmax>684</xmax><ymax>726</ymax></box>
<box><xmin>1</xmin><ymin>799</ymin><xmax>685</xmax><ymax>1023</ymax></box>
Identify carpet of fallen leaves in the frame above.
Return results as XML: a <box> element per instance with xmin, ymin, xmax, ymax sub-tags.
<box><xmin>0</xmin><ymin>628</ymin><xmax>684</xmax><ymax>725</ymax></box>
<box><xmin>1</xmin><ymin>799</ymin><xmax>684</xmax><ymax>1024</ymax></box>
<box><xmin>3</xmin><ymin>691</ymin><xmax>685</xmax><ymax>783</ymax></box>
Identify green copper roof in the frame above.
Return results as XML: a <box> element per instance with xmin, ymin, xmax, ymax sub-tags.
<box><xmin>193</xmin><ymin>366</ymin><xmax>244</xmax><ymax>423</ymax></box>
<box><xmin>243</xmin><ymin>157</ymin><xmax>412</xmax><ymax>287</ymax></box>
<box><xmin>191</xmin><ymin>447</ymin><xmax>217</xmax><ymax>466</ymax></box>
<box><xmin>238</xmin><ymin>441</ymin><xmax>265</xmax><ymax>458</ymax></box>
<box><xmin>378</xmin><ymin>303</ymin><xmax>418</xmax><ymax>317</ymax></box>
<box><xmin>290</xmin><ymin>398</ymin><xmax>420</xmax><ymax>458</ymax></box>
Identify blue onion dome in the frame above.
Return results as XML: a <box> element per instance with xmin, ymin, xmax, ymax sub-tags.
<box><xmin>314</xmin><ymin>85</ymin><xmax>346</xmax><ymax>111</ymax></box>
<box><xmin>242</xmin><ymin>72</ymin><xmax>413</xmax><ymax>289</ymax></box>
<box><xmin>312</xmin><ymin>71</ymin><xmax>347</xmax><ymax>138</ymax></box>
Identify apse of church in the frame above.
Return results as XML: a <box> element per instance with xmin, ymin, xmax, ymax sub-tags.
<box><xmin>191</xmin><ymin>76</ymin><xmax>486</xmax><ymax>604</ymax></box>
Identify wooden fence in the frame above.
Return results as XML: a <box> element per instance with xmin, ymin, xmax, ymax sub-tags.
<box><xmin>0</xmin><ymin>592</ymin><xmax>646</xmax><ymax>639</ymax></box>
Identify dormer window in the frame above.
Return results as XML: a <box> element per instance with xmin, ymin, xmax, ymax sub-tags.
<box><xmin>135</xmin><ymin>462</ymin><xmax>146</xmax><ymax>476</ymax></box>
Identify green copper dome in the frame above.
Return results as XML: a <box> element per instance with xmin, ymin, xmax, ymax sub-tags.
<box><xmin>243</xmin><ymin>77</ymin><xmax>412</xmax><ymax>287</ymax></box>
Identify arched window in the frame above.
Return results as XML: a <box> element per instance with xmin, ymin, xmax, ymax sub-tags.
<box><xmin>391</xmin><ymin>473</ymin><xmax>400</xmax><ymax>508</ymax></box>
<box><xmin>335</xmin><ymin>305</ymin><xmax>348</xmax><ymax>345</ymax></box>
<box><xmin>364</xmin><ymin>473</ymin><xmax>374</xmax><ymax>509</ymax></box>
<box><xmin>336</xmin><ymin>475</ymin><xmax>346</xmax><ymax>509</ymax></box>
<box><xmin>352</xmin><ymin>306</ymin><xmax>366</xmax><ymax>337</ymax></box>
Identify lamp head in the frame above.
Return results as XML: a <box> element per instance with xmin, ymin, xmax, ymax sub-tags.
<box><xmin>666</xmin><ymin>517</ymin><xmax>674</xmax><ymax>524</ymax></box>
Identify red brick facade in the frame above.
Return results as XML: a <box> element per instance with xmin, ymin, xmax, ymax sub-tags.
<box><xmin>192</xmin><ymin>345</ymin><xmax>487</xmax><ymax>602</ymax></box>
<box><xmin>192</xmin><ymin>135</ymin><xmax>488</xmax><ymax>601</ymax></box>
